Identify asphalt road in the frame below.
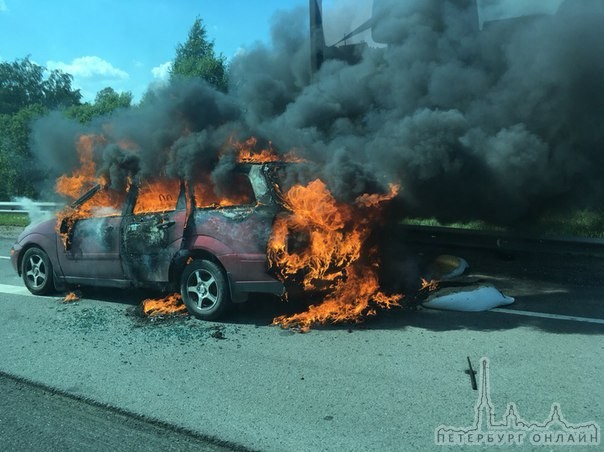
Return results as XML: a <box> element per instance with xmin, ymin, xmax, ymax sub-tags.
<box><xmin>0</xmin><ymin>372</ymin><xmax>235</xmax><ymax>452</ymax></box>
<box><xmin>1</xmin><ymin>229</ymin><xmax>603</xmax><ymax>451</ymax></box>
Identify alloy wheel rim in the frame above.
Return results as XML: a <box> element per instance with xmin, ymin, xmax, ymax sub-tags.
<box><xmin>186</xmin><ymin>269</ymin><xmax>218</xmax><ymax>311</ymax></box>
<box><xmin>25</xmin><ymin>255</ymin><xmax>47</xmax><ymax>288</ymax></box>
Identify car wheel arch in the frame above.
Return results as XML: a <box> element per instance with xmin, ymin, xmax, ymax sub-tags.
<box><xmin>170</xmin><ymin>249</ymin><xmax>228</xmax><ymax>286</ymax></box>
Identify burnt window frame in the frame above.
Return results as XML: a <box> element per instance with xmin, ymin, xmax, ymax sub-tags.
<box><xmin>68</xmin><ymin>184</ymin><xmax>129</xmax><ymax>218</ymax></box>
<box><xmin>190</xmin><ymin>166</ymin><xmax>258</xmax><ymax>211</ymax></box>
<box><xmin>128</xmin><ymin>178</ymin><xmax>186</xmax><ymax>216</ymax></box>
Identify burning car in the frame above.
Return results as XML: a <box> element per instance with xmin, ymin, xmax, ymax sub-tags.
<box><xmin>11</xmin><ymin>128</ymin><xmax>403</xmax><ymax>331</ymax></box>
<box><xmin>10</xmin><ymin>163</ymin><xmax>287</xmax><ymax>320</ymax></box>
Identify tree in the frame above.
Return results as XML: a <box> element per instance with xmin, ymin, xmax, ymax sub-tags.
<box><xmin>170</xmin><ymin>18</ymin><xmax>228</xmax><ymax>91</ymax></box>
<box><xmin>0</xmin><ymin>57</ymin><xmax>81</xmax><ymax>114</ymax></box>
<box><xmin>0</xmin><ymin>57</ymin><xmax>81</xmax><ymax>198</ymax></box>
<box><xmin>94</xmin><ymin>87</ymin><xmax>133</xmax><ymax>112</ymax></box>
<box><xmin>66</xmin><ymin>87</ymin><xmax>133</xmax><ymax>123</ymax></box>
<box><xmin>44</xmin><ymin>70</ymin><xmax>83</xmax><ymax>110</ymax></box>
<box><xmin>0</xmin><ymin>104</ymin><xmax>46</xmax><ymax>198</ymax></box>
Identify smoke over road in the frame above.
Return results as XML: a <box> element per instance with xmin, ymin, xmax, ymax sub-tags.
<box><xmin>32</xmin><ymin>0</ymin><xmax>604</xmax><ymax>226</ymax></box>
<box><xmin>230</xmin><ymin>0</ymin><xmax>604</xmax><ymax>225</ymax></box>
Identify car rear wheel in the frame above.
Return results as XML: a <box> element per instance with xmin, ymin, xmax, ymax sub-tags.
<box><xmin>180</xmin><ymin>259</ymin><xmax>230</xmax><ymax>320</ymax></box>
<box><xmin>22</xmin><ymin>247</ymin><xmax>54</xmax><ymax>295</ymax></box>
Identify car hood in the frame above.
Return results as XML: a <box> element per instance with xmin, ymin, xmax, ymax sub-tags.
<box><xmin>16</xmin><ymin>217</ymin><xmax>58</xmax><ymax>244</ymax></box>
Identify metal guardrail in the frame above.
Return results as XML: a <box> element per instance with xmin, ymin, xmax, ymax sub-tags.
<box><xmin>399</xmin><ymin>224</ymin><xmax>604</xmax><ymax>258</ymax></box>
<box><xmin>0</xmin><ymin>201</ymin><xmax>61</xmax><ymax>214</ymax></box>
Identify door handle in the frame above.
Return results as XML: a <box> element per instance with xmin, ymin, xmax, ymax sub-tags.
<box><xmin>157</xmin><ymin>220</ymin><xmax>176</xmax><ymax>230</ymax></box>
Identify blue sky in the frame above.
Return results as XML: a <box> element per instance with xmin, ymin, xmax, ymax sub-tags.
<box><xmin>0</xmin><ymin>0</ymin><xmax>564</xmax><ymax>103</ymax></box>
<box><xmin>0</xmin><ymin>0</ymin><xmax>306</xmax><ymax>101</ymax></box>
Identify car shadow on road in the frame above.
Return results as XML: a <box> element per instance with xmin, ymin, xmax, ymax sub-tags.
<box><xmin>228</xmin><ymin>288</ymin><xmax>604</xmax><ymax>336</ymax></box>
<box><xmin>60</xmin><ymin>284</ymin><xmax>604</xmax><ymax>337</ymax></box>
<box><xmin>363</xmin><ymin>298</ymin><xmax>604</xmax><ymax>336</ymax></box>
<box><xmin>60</xmin><ymin>286</ymin><xmax>155</xmax><ymax>307</ymax></box>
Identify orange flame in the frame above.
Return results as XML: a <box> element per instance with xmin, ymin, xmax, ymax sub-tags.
<box><xmin>268</xmin><ymin>180</ymin><xmax>402</xmax><ymax>331</ymax></box>
<box><xmin>55</xmin><ymin>134</ymin><xmax>129</xmax><ymax>248</ymax></box>
<box><xmin>420</xmin><ymin>278</ymin><xmax>439</xmax><ymax>292</ymax></box>
<box><xmin>193</xmin><ymin>172</ymin><xmax>254</xmax><ymax>208</ymax></box>
<box><xmin>268</xmin><ymin>180</ymin><xmax>359</xmax><ymax>289</ymax></box>
<box><xmin>56</xmin><ymin>184</ymin><xmax>127</xmax><ymax>249</ymax></box>
<box><xmin>142</xmin><ymin>293</ymin><xmax>188</xmax><ymax>317</ymax></box>
<box><xmin>133</xmin><ymin>178</ymin><xmax>181</xmax><ymax>214</ymax></box>
<box><xmin>272</xmin><ymin>267</ymin><xmax>402</xmax><ymax>332</ymax></box>
<box><xmin>233</xmin><ymin>136</ymin><xmax>303</xmax><ymax>163</ymax></box>
<box><xmin>62</xmin><ymin>292</ymin><xmax>80</xmax><ymax>303</ymax></box>
<box><xmin>55</xmin><ymin>134</ymin><xmax>104</xmax><ymax>200</ymax></box>
<box><xmin>356</xmin><ymin>184</ymin><xmax>400</xmax><ymax>207</ymax></box>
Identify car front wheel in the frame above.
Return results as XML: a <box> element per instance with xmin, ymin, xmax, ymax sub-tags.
<box><xmin>180</xmin><ymin>259</ymin><xmax>230</xmax><ymax>320</ymax></box>
<box><xmin>22</xmin><ymin>247</ymin><xmax>54</xmax><ymax>295</ymax></box>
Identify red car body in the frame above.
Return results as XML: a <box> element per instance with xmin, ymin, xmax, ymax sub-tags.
<box><xmin>11</xmin><ymin>163</ymin><xmax>285</xmax><ymax>319</ymax></box>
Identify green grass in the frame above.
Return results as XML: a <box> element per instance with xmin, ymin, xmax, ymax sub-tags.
<box><xmin>530</xmin><ymin>209</ymin><xmax>604</xmax><ymax>239</ymax></box>
<box><xmin>0</xmin><ymin>212</ymin><xmax>30</xmax><ymax>227</ymax></box>
<box><xmin>403</xmin><ymin>217</ymin><xmax>506</xmax><ymax>232</ymax></box>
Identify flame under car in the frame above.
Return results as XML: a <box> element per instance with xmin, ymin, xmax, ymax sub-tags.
<box><xmin>10</xmin><ymin>163</ymin><xmax>286</xmax><ymax>320</ymax></box>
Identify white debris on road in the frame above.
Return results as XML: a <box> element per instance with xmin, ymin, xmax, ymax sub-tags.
<box><xmin>429</xmin><ymin>254</ymin><xmax>469</xmax><ymax>280</ymax></box>
<box><xmin>423</xmin><ymin>285</ymin><xmax>515</xmax><ymax>312</ymax></box>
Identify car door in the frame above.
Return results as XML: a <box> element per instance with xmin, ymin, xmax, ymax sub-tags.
<box><xmin>120</xmin><ymin>179</ymin><xmax>187</xmax><ymax>283</ymax></box>
<box><xmin>57</xmin><ymin>186</ymin><xmax>126</xmax><ymax>280</ymax></box>
<box><xmin>189</xmin><ymin>166</ymin><xmax>280</xmax><ymax>280</ymax></box>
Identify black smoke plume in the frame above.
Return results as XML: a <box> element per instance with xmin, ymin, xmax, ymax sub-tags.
<box><xmin>32</xmin><ymin>0</ymin><xmax>604</xmax><ymax>226</ymax></box>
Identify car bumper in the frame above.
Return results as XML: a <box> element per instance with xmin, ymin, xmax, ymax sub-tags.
<box><xmin>227</xmin><ymin>273</ymin><xmax>285</xmax><ymax>303</ymax></box>
<box><xmin>10</xmin><ymin>243</ymin><xmax>22</xmax><ymax>275</ymax></box>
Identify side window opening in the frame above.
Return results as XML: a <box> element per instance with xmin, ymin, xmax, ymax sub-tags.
<box><xmin>58</xmin><ymin>185</ymin><xmax>126</xmax><ymax>251</ymax></box>
<box><xmin>75</xmin><ymin>185</ymin><xmax>126</xmax><ymax>218</ymax></box>
<box><xmin>193</xmin><ymin>172</ymin><xmax>255</xmax><ymax>209</ymax></box>
<box><xmin>133</xmin><ymin>179</ymin><xmax>182</xmax><ymax>214</ymax></box>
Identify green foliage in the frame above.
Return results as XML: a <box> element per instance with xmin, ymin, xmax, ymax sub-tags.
<box><xmin>0</xmin><ymin>104</ymin><xmax>47</xmax><ymax>199</ymax></box>
<box><xmin>170</xmin><ymin>18</ymin><xmax>228</xmax><ymax>91</ymax></box>
<box><xmin>0</xmin><ymin>56</ymin><xmax>82</xmax><ymax>199</ymax></box>
<box><xmin>94</xmin><ymin>87</ymin><xmax>133</xmax><ymax>112</ymax></box>
<box><xmin>402</xmin><ymin>217</ymin><xmax>505</xmax><ymax>232</ymax></box>
<box><xmin>66</xmin><ymin>87</ymin><xmax>133</xmax><ymax>123</ymax></box>
<box><xmin>527</xmin><ymin>209</ymin><xmax>604</xmax><ymax>238</ymax></box>
<box><xmin>0</xmin><ymin>57</ymin><xmax>81</xmax><ymax>114</ymax></box>
<box><xmin>0</xmin><ymin>146</ymin><xmax>17</xmax><ymax>200</ymax></box>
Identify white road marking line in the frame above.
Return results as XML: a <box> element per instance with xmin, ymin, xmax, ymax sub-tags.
<box><xmin>0</xmin><ymin>256</ymin><xmax>10</xmax><ymax>260</ymax></box>
<box><xmin>0</xmin><ymin>283</ymin><xmax>33</xmax><ymax>296</ymax></box>
<box><xmin>492</xmin><ymin>308</ymin><xmax>604</xmax><ymax>325</ymax></box>
<box><xmin>1</xmin><ymin>281</ymin><xmax>601</xmax><ymax>325</ymax></box>
<box><xmin>0</xmin><ymin>284</ymin><xmax>57</xmax><ymax>299</ymax></box>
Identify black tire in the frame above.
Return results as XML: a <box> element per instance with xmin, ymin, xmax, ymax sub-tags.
<box><xmin>180</xmin><ymin>259</ymin><xmax>230</xmax><ymax>320</ymax></box>
<box><xmin>22</xmin><ymin>247</ymin><xmax>54</xmax><ymax>296</ymax></box>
